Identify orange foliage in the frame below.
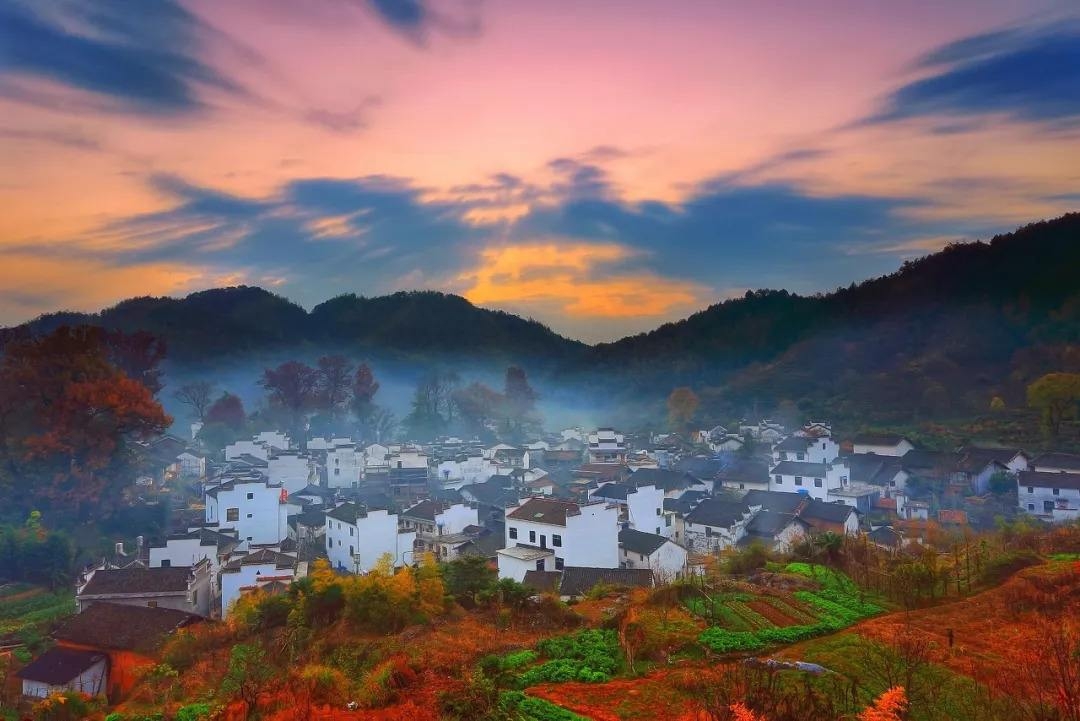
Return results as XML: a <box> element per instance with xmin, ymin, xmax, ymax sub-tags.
<box><xmin>730</xmin><ymin>702</ymin><xmax>768</xmax><ymax>721</ymax></box>
<box><xmin>859</xmin><ymin>687</ymin><xmax>908</xmax><ymax>721</ymax></box>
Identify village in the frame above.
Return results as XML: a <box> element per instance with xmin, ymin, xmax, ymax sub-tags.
<box><xmin>12</xmin><ymin>415</ymin><xmax>1079</xmax><ymax>705</ymax></box>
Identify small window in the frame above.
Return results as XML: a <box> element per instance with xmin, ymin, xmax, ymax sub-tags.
<box><xmin>552</xmin><ymin>534</ymin><xmax>562</xmax><ymax>547</ymax></box>
<box><xmin>246</xmin><ymin>492</ymin><xmax>254</xmax><ymax>500</ymax></box>
<box><xmin>1053</xmin><ymin>488</ymin><xmax>1060</xmax><ymax>496</ymax></box>
<box><xmin>192</xmin><ymin>590</ymin><xmax>198</xmax><ymax>605</ymax></box>
<box><xmin>334</xmin><ymin>468</ymin><xmax>340</xmax><ymax>476</ymax></box>
<box><xmin>655</xmin><ymin>527</ymin><xmax>661</xmax><ymax>535</ymax></box>
<box><xmin>797</xmin><ymin>453</ymin><xmax>805</xmax><ymax>461</ymax></box>
<box><xmin>509</xmin><ymin>527</ymin><xmax>518</xmax><ymax>539</ymax></box>
<box><xmin>1027</xmin><ymin>503</ymin><xmax>1035</xmax><ymax>511</ymax></box>
<box><xmin>226</xmin><ymin>508</ymin><xmax>239</xmax><ymax>522</ymax></box>
<box><xmin>535</xmin><ymin>559</ymin><xmax>545</xmax><ymax>571</ymax></box>
<box><xmin>349</xmin><ymin>545</ymin><xmax>354</xmax><ymax>556</ymax></box>
<box><xmin>554</xmin><ymin>557</ymin><xmax>564</xmax><ymax>570</ymax></box>
<box><xmin>147</xmin><ymin>601</ymin><xmax>158</xmax><ymax>608</ymax></box>
<box><xmin>1028</xmin><ymin>486</ymin><xmax>1034</xmax><ymax>494</ymax></box>
<box><xmin>814</xmin><ymin>478</ymin><xmax>823</xmax><ymax>488</ymax></box>
<box><xmin>160</xmin><ymin>559</ymin><xmax>171</xmax><ymax>568</ymax></box>
<box><xmin>1044</xmin><ymin>501</ymin><xmax>1055</xmax><ymax>513</ymax></box>
<box><xmin>529</xmin><ymin>530</ymin><xmax>536</xmax><ymax>543</ymax></box>
<box><xmin>246</xmin><ymin>513</ymin><xmax>252</xmax><ymax>518</ymax></box>
<box><xmin>350</xmin><ymin>527</ymin><xmax>354</xmax><ymax>536</ymax></box>
<box><xmin>705</xmin><ymin>526</ymin><xmax>713</xmax><ymax>537</ymax></box>
<box><xmin>795</xmin><ymin>476</ymin><xmax>803</xmax><ymax>486</ymax></box>
<box><xmin>774</xmin><ymin>475</ymin><xmax>782</xmax><ymax>485</ymax></box>
<box><xmin>655</xmin><ymin>507</ymin><xmax>662</xmax><ymax>515</ymax></box>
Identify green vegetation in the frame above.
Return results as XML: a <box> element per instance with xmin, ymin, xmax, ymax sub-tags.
<box><xmin>697</xmin><ymin>564</ymin><xmax>883</xmax><ymax>654</ymax></box>
<box><xmin>0</xmin><ymin>584</ymin><xmax>75</xmax><ymax>646</ymax></box>
<box><xmin>509</xmin><ymin>629</ymin><xmax>622</xmax><ymax>687</ymax></box>
<box><xmin>501</xmin><ymin>692</ymin><xmax>590</xmax><ymax>720</ymax></box>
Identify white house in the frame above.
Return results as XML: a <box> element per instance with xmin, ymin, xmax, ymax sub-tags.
<box><xmin>364</xmin><ymin>443</ymin><xmax>391</xmax><ymax>473</ymax></box>
<box><xmin>769</xmin><ymin>460</ymin><xmax>850</xmax><ymax>502</ymax></box>
<box><xmin>177</xmin><ymin>451</ymin><xmax>207</xmax><ymax>479</ymax></box>
<box><xmin>740</xmin><ymin>511</ymin><xmax>809</xmax><ymax>553</ymax></box>
<box><xmin>1017</xmin><ymin>470</ymin><xmax>1080</xmax><ymax>522</ymax></box>
<box><xmin>587</xmin><ymin>428</ymin><xmax>627</xmax><ymax>464</ymax></box>
<box><xmin>219</xmin><ymin>548</ymin><xmax>299</xmax><ymax>616</ymax></box>
<box><xmin>682</xmin><ymin>498</ymin><xmax>753</xmax><ymax>552</ymax></box>
<box><xmin>325</xmin><ymin>502</ymin><xmax>416</xmax><ymax>572</ymax></box>
<box><xmin>327</xmin><ymin>444</ymin><xmax>363</xmax><ymax>488</ymax></box>
<box><xmin>399</xmin><ymin>500</ymin><xmax>480</xmax><ymax>558</ymax></box>
<box><xmin>388</xmin><ymin>447</ymin><xmax>429</xmax><ymax>470</ymax></box>
<box><xmin>772</xmin><ymin>435</ymin><xmax>840</xmax><ymax>464</ymax></box>
<box><xmin>435</xmin><ymin>453</ymin><xmax>497</xmax><ymax>489</ymax></box>
<box><xmin>148</xmin><ymin>528</ymin><xmax>240</xmax><ymax>604</ymax></box>
<box><xmin>851</xmin><ymin>433</ymin><xmax>915</xmax><ymax>457</ymax></box>
<box><xmin>589</xmin><ymin>482</ymin><xmax>669</xmax><ymax>537</ymax></box>
<box><xmin>267</xmin><ymin>452</ymin><xmax>314</xmax><ymax>493</ymax></box>
<box><xmin>618</xmin><ymin>527</ymin><xmax>687</xmax><ymax>581</ymax></box>
<box><xmin>76</xmin><ymin>562</ymin><xmax>212</xmax><ymax>617</ymax></box>
<box><xmin>254</xmin><ymin>431</ymin><xmax>290</xmax><ymax>450</ymax></box>
<box><xmin>498</xmin><ymin>497</ymin><xmax>620</xmax><ymax>581</ymax></box>
<box><xmin>205</xmin><ymin>477</ymin><xmax>290</xmax><ymax>545</ymax></box>
<box><xmin>1032</xmin><ymin>453</ymin><xmax>1080</xmax><ymax>474</ymax></box>
<box><xmin>17</xmin><ymin>648</ymin><xmax>108</xmax><ymax>699</ymax></box>
<box><xmin>225</xmin><ymin>439</ymin><xmax>269</xmax><ymax>462</ymax></box>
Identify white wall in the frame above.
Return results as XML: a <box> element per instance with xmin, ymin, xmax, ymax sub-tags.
<box><xmin>326</xmin><ymin>509</ymin><xmax>415</xmax><ymax>572</ymax></box>
<box><xmin>852</xmin><ymin>440</ymin><xmax>914</xmax><ymax>457</ymax></box>
<box><xmin>255</xmin><ymin>431</ymin><xmax>290</xmax><ymax>449</ymax></box>
<box><xmin>268</xmin><ymin>454</ymin><xmax>312</xmax><ymax>493</ymax></box>
<box><xmin>503</xmin><ymin>502</ymin><xmax>620</xmax><ymax>572</ymax></box>
<box><xmin>327</xmin><ymin>447</ymin><xmax>362</xmax><ymax>488</ymax></box>
<box><xmin>206</xmin><ymin>481</ymin><xmax>288</xmax><ymax>545</ymax></box>
<box><xmin>621</xmin><ymin>539</ymin><xmax>687</xmax><ymax>581</ymax></box>
<box><xmin>149</xmin><ymin>538</ymin><xmax>221</xmax><ymax>586</ymax></box>
<box><xmin>1019</xmin><ymin>483</ymin><xmax>1080</xmax><ymax>522</ymax></box>
<box><xmin>225</xmin><ymin>440</ymin><xmax>268</xmax><ymax>461</ymax></box>
<box><xmin>497</xmin><ymin>552</ymin><xmax>543</xmax><ymax>583</ymax></box>
<box><xmin>626</xmin><ymin>484</ymin><xmax>667</xmax><ymax>537</ymax></box>
<box><xmin>220</xmin><ymin>562</ymin><xmax>295</xmax><ymax>616</ymax></box>
<box><xmin>436</xmin><ymin>456</ymin><xmax>497</xmax><ymax>487</ymax></box>
<box><xmin>178</xmin><ymin>452</ymin><xmax>206</xmax><ymax>479</ymax></box>
<box><xmin>434</xmin><ymin>503</ymin><xmax>480</xmax><ymax>535</ymax></box>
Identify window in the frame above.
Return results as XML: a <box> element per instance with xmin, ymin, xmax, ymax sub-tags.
<box><xmin>509</xmin><ymin>527</ymin><xmax>518</xmax><ymax>539</ymax></box>
<box><xmin>160</xmin><ymin>559</ymin><xmax>171</xmax><ymax>568</ymax></box>
<box><xmin>655</xmin><ymin>527</ymin><xmax>661</xmax><ymax>535</ymax></box>
<box><xmin>349</xmin><ymin>527</ymin><xmax>354</xmax><ymax>536</ymax></box>
<box><xmin>640</xmin><ymin>552</ymin><xmax>646</xmax><ymax>561</ymax></box>
<box><xmin>795</xmin><ymin>476</ymin><xmax>803</xmax><ymax>486</ymax></box>
<box><xmin>246</xmin><ymin>492</ymin><xmax>254</xmax><ymax>500</ymax></box>
<box><xmin>890</xmin><ymin>480</ymin><xmax>897</xmax><ymax>487</ymax></box>
<box><xmin>1028</xmin><ymin>486</ymin><xmax>1034</xmax><ymax>494</ymax></box>
<box><xmin>1053</xmin><ymin>488</ymin><xmax>1060</xmax><ymax>496</ymax></box>
<box><xmin>554</xmin><ymin>557</ymin><xmax>564</xmax><ymax>570</ymax></box>
<box><xmin>349</xmin><ymin>545</ymin><xmax>354</xmax><ymax>556</ymax></box>
<box><xmin>327</xmin><ymin>537</ymin><xmax>332</xmax><ymax>548</ymax></box>
<box><xmin>226</xmin><ymin>508</ymin><xmax>239</xmax><ymax>522</ymax></box>
<box><xmin>334</xmin><ymin>468</ymin><xmax>340</xmax><ymax>476</ymax></box>
<box><xmin>739</xmin><ymin>483</ymin><xmax>745</xmax><ymax>490</ymax></box>
<box><xmin>535</xmin><ymin>559</ymin><xmax>545</xmax><ymax>571</ymax></box>
<box><xmin>705</xmin><ymin>526</ymin><xmax>713</xmax><ymax>537</ymax></box>
<box><xmin>1027</xmin><ymin>503</ymin><xmax>1035</xmax><ymax>511</ymax></box>
<box><xmin>192</xmin><ymin>590</ymin><xmax>198</xmax><ymax>606</ymax></box>
<box><xmin>656</xmin><ymin>507</ymin><xmax>662</xmax><ymax>515</ymax></box>
<box><xmin>665</xmin><ymin>516</ymin><xmax>672</xmax><ymax>527</ymax></box>
<box><xmin>797</xmin><ymin>453</ymin><xmax>805</xmax><ymax>461</ymax></box>
<box><xmin>529</xmin><ymin>530</ymin><xmax>536</xmax><ymax>543</ymax></box>
<box><xmin>814</xmin><ymin>478</ymin><xmax>823</xmax><ymax>488</ymax></box>
<box><xmin>147</xmin><ymin>601</ymin><xmax>158</xmax><ymax>608</ymax></box>
<box><xmin>822</xmin><ymin>442</ymin><xmax>826</xmax><ymax>449</ymax></box>
<box><xmin>774</xmin><ymin>475</ymin><xmax>782</xmax><ymax>485</ymax></box>
<box><xmin>1044</xmin><ymin>501</ymin><xmax>1055</xmax><ymax>513</ymax></box>
<box><xmin>552</xmin><ymin>534</ymin><xmax>562</xmax><ymax>547</ymax></box>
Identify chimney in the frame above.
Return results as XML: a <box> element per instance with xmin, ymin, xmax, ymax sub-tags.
<box><xmin>114</xmin><ymin>541</ymin><xmax>124</xmax><ymax>557</ymax></box>
<box><xmin>136</xmin><ymin>535</ymin><xmax>144</xmax><ymax>550</ymax></box>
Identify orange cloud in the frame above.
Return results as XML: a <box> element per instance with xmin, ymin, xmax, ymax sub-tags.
<box><xmin>462</xmin><ymin>242</ymin><xmax>708</xmax><ymax>318</ymax></box>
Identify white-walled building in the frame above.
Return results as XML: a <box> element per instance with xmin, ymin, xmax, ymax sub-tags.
<box><xmin>268</xmin><ymin>452</ymin><xmax>315</xmax><ymax>493</ymax></box>
<box><xmin>590</xmin><ymin>482</ymin><xmax>669</xmax><ymax>537</ymax></box>
<box><xmin>364</xmin><ymin>443</ymin><xmax>391</xmax><ymax>473</ymax></box>
<box><xmin>769</xmin><ymin>460</ymin><xmax>850</xmax><ymax>502</ymax></box>
<box><xmin>225</xmin><ymin>440</ymin><xmax>269</xmax><ymax>462</ymax></box>
<box><xmin>587</xmin><ymin>428</ymin><xmax>627</xmax><ymax>464</ymax></box>
<box><xmin>17</xmin><ymin>648</ymin><xmax>107</xmax><ymax>699</ymax></box>
<box><xmin>682</xmin><ymin>498</ymin><xmax>754</xmax><ymax>552</ymax></box>
<box><xmin>498</xmin><ymin>498</ymin><xmax>620</xmax><ymax>582</ymax></box>
<box><xmin>325</xmin><ymin>502</ymin><xmax>416</xmax><ymax>572</ymax></box>
<box><xmin>205</xmin><ymin>477</ymin><xmax>290</xmax><ymax>545</ymax></box>
<box><xmin>399</xmin><ymin>500</ymin><xmax>480</xmax><ymax>558</ymax></box>
<box><xmin>1017</xmin><ymin>470</ymin><xmax>1080</xmax><ymax>522</ymax></box>
<box><xmin>219</xmin><ymin>548</ymin><xmax>299</xmax><ymax>616</ymax></box>
<box><xmin>618</xmin><ymin>527</ymin><xmax>687</xmax><ymax>581</ymax></box>
<box><xmin>148</xmin><ymin>528</ymin><xmax>240</xmax><ymax>604</ymax></box>
<box><xmin>435</xmin><ymin>453</ymin><xmax>497</xmax><ymax>489</ymax></box>
<box><xmin>254</xmin><ymin>431</ymin><xmax>290</xmax><ymax>450</ymax></box>
<box><xmin>772</xmin><ymin>435</ymin><xmax>840</xmax><ymax>464</ymax></box>
<box><xmin>851</xmin><ymin>433</ymin><xmax>915</xmax><ymax>457</ymax></box>
<box><xmin>327</xmin><ymin>445</ymin><xmax>363</xmax><ymax>488</ymax></box>
<box><xmin>178</xmin><ymin>451</ymin><xmax>207</xmax><ymax>479</ymax></box>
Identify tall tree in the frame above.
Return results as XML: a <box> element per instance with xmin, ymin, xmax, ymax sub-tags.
<box><xmin>260</xmin><ymin>361</ymin><xmax>318</xmax><ymax>436</ymax></box>
<box><xmin>103</xmin><ymin>329</ymin><xmax>167</xmax><ymax>395</ymax></box>
<box><xmin>0</xmin><ymin>326</ymin><xmax>170</xmax><ymax>518</ymax></box>
<box><xmin>1027</xmin><ymin>372</ymin><xmax>1080</xmax><ymax>437</ymax></box>
<box><xmin>206</xmin><ymin>392</ymin><xmax>246</xmax><ymax>429</ymax></box>
<box><xmin>453</xmin><ymin>382</ymin><xmax>502</xmax><ymax>435</ymax></box>
<box><xmin>502</xmin><ymin>366</ymin><xmax>538</xmax><ymax>440</ymax></box>
<box><xmin>174</xmin><ymin>381</ymin><xmax>216</xmax><ymax>421</ymax></box>
<box><xmin>404</xmin><ymin>371</ymin><xmax>448</xmax><ymax>440</ymax></box>
<box><xmin>667</xmin><ymin>386</ymin><xmax>700</xmax><ymax>432</ymax></box>
<box><xmin>315</xmin><ymin>355</ymin><xmax>353</xmax><ymax>418</ymax></box>
<box><xmin>351</xmin><ymin>363</ymin><xmax>381</xmax><ymax>440</ymax></box>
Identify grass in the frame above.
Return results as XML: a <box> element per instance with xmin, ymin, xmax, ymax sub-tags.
<box><xmin>0</xmin><ymin>585</ymin><xmax>75</xmax><ymax>641</ymax></box>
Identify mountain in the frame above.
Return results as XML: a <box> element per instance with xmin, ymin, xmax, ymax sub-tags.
<box><xmin>0</xmin><ymin>288</ymin><xmax>586</xmax><ymax>366</ymax></box>
<box><xmin>580</xmin><ymin>213</ymin><xmax>1080</xmax><ymax>423</ymax></box>
<box><xmin>1</xmin><ymin>214</ymin><xmax>1076</xmax><ymax>426</ymax></box>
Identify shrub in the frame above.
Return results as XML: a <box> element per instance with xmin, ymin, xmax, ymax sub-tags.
<box><xmin>175</xmin><ymin>703</ymin><xmax>213</xmax><ymax>721</ymax></box>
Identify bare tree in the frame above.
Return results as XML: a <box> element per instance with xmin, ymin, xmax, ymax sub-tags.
<box><xmin>174</xmin><ymin>380</ymin><xmax>215</xmax><ymax>421</ymax></box>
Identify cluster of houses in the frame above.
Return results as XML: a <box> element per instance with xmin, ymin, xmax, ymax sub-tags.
<box><xmin>15</xmin><ymin>419</ymin><xmax>1079</xmax><ymax>701</ymax></box>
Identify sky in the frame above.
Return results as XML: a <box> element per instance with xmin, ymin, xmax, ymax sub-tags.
<box><xmin>1</xmin><ymin>0</ymin><xmax>1078</xmax><ymax>342</ymax></box>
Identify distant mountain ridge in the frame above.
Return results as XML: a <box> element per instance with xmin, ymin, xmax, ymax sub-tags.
<box><xmin>1</xmin><ymin>213</ymin><xmax>1077</xmax><ymax>423</ymax></box>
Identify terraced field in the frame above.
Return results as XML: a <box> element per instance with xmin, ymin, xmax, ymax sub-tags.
<box><xmin>0</xmin><ymin>582</ymin><xmax>75</xmax><ymax>647</ymax></box>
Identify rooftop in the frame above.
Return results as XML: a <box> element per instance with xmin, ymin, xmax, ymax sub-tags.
<box><xmin>80</xmin><ymin>566</ymin><xmax>195</xmax><ymax>596</ymax></box>
<box><xmin>506</xmin><ymin>497</ymin><xmax>583</xmax><ymax>526</ymax></box>
<box><xmin>16</xmin><ymin>647</ymin><xmax>106</xmax><ymax>685</ymax></box>
<box><xmin>496</xmin><ymin>545</ymin><xmax>555</xmax><ymax>561</ymax></box>
<box><xmin>54</xmin><ymin>602</ymin><xmax>202</xmax><ymax>652</ymax></box>
<box><xmin>618</xmin><ymin>527</ymin><xmax>670</xmax><ymax>556</ymax></box>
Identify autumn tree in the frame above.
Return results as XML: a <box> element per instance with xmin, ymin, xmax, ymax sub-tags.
<box><xmin>315</xmin><ymin>355</ymin><xmax>353</xmax><ymax>418</ymax></box>
<box><xmin>667</xmin><ymin>387</ymin><xmax>700</xmax><ymax>432</ymax></box>
<box><xmin>103</xmin><ymin>329</ymin><xmax>167</xmax><ymax>395</ymax></box>
<box><xmin>859</xmin><ymin>687</ymin><xmax>908</xmax><ymax>721</ymax></box>
<box><xmin>0</xmin><ymin>326</ymin><xmax>170</xmax><ymax>518</ymax></box>
<box><xmin>1027</xmin><ymin>372</ymin><xmax>1080</xmax><ymax>437</ymax></box>
<box><xmin>173</xmin><ymin>380</ymin><xmax>215</xmax><ymax>421</ymax></box>
<box><xmin>260</xmin><ymin>361</ymin><xmax>318</xmax><ymax>437</ymax></box>
<box><xmin>206</xmin><ymin>392</ymin><xmax>246</xmax><ymax>429</ymax></box>
<box><xmin>220</xmin><ymin>644</ymin><xmax>274</xmax><ymax>715</ymax></box>
<box><xmin>453</xmin><ymin>382</ymin><xmax>502</xmax><ymax>436</ymax></box>
<box><xmin>351</xmin><ymin>362</ymin><xmax>380</xmax><ymax>437</ymax></box>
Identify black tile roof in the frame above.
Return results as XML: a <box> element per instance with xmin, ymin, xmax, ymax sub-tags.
<box><xmin>521</xmin><ymin>570</ymin><xmax>562</xmax><ymax>594</ymax></box>
<box><xmin>54</xmin><ymin>603</ymin><xmax>202</xmax><ymax>652</ymax></box>
<box><xmin>1018</xmin><ymin>470</ymin><xmax>1080</xmax><ymax>491</ymax></box>
<box><xmin>745</xmin><ymin>511</ymin><xmax>802</xmax><ymax>538</ymax></box>
<box><xmin>852</xmin><ymin>433</ymin><xmax>908</xmax><ymax>446</ymax></box>
<box><xmin>558</xmin><ymin>566</ymin><xmax>653</xmax><ymax>597</ymax></box>
<box><xmin>773</xmin><ymin>436</ymin><xmax>812</xmax><ymax>452</ymax></box>
<box><xmin>16</xmin><ymin>647</ymin><xmax>105</xmax><ymax>685</ymax></box>
<box><xmin>593</xmin><ymin>482</ymin><xmax>634</xmax><ymax>500</ymax></box>
<box><xmin>80</xmin><ymin>566</ymin><xmax>194</xmax><ymax>596</ymax></box>
<box><xmin>684</xmin><ymin>498</ymin><xmax>750</xmax><ymax>528</ymax></box>
<box><xmin>801</xmin><ymin>499</ymin><xmax>857</xmax><ymax>524</ymax></box>
<box><xmin>741</xmin><ymin>490</ymin><xmax>807</xmax><ymax>514</ymax></box>
<box><xmin>628</xmin><ymin>468</ymin><xmax>698</xmax><ymax>492</ymax></box>
<box><xmin>506</xmin><ymin>498</ymin><xmax>580</xmax><ymax>526</ymax></box>
<box><xmin>1033</xmin><ymin>452</ymin><xmax>1080</xmax><ymax>471</ymax></box>
<box><xmin>715</xmin><ymin>459</ymin><xmax>770</xmax><ymax>483</ymax></box>
<box><xmin>618</xmin><ymin>527</ymin><xmax>669</xmax><ymax>555</ymax></box>
<box><xmin>326</xmin><ymin>502</ymin><xmax>367</xmax><ymax>524</ymax></box>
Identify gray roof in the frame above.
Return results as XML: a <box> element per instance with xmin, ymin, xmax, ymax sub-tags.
<box><xmin>774</xmin><ymin>436</ymin><xmax>812</xmax><ymax>452</ymax></box>
<box><xmin>618</xmin><ymin>527</ymin><xmax>669</xmax><ymax>556</ymax></box>
<box><xmin>325</xmin><ymin>502</ymin><xmax>367</xmax><ymax>524</ymax></box>
<box><xmin>16</xmin><ymin>647</ymin><xmax>105</xmax><ymax>684</ymax></box>
<box><xmin>80</xmin><ymin>566</ymin><xmax>194</xmax><ymax>596</ymax></box>
<box><xmin>521</xmin><ymin>570</ymin><xmax>562</xmax><ymax>593</ymax></box>
<box><xmin>801</xmin><ymin>500</ymin><xmax>857</xmax><ymax>525</ymax></box>
<box><xmin>1018</xmin><ymin>470</ymin><xmax>1080</xmax><ymax>491</ymax></box>
<box><xmin>745</xmin><ymin>511</ymin><xmax>803</xmax><ymax>539</ymax></box>
<box><xmin>558</xmin><ymin>566</ymin><xmax>653</xmax><ymax>597</ymax></box>
<box><xmin>684</xmin><ymin>498</ymin><xmax>750</xmax><ymax>528</ymax></box>
<box><xmin>770</xmin><ymin>461</ymin><xmax>828</xmax><ymax>477</ymax></box>
<box><xmin>628</xmin><ymin>468</ymin><xmax>698</xmax><ymax>492</ymax></box>
<box><xmin>852</xmin><ymin>433</ymin><xmax>908</xmax><ymax>446</ymax></box>
<box><xmin>742</xmin><ymin>490</ymin><xmax>807</xmax><ymax>514</ymax></box>
<box><xmin>1033</xmin><ymin>452</ymin><xmax>1080</xmax><ymax>471</ymax></box>
<box><xmin>715</xmin><ymin>459</ymin><xmax>770</xmax><ymax>483</ymax></box>
<box><xmin>593</xmin><ymin>482</ymin><xmax>635</xmax><ymax>501</ymax></box>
